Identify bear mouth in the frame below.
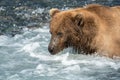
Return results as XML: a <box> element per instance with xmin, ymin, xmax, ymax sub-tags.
<box><xmin>48</xmin><ymin>47</ymin><xmax>60</xmax><ymax>55</ymax></box>
<box><xmin>50</xmin><ymin>51</ymin><xmax>58</xmax><ymax>55</ymax></box>
<box><xmin>48</xmin><ymin>42</ymin><xmax>70</xmax><ymax>55</ymax></box>
<box><xmin>49</xmin><ymin>47</ymin><xmax>67</xmax><ymax>55</ymax></box>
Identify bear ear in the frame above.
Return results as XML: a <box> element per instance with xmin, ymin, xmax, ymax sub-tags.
<box><xmin>74</xmin><ymin>14</ymin><xmax>84</xmax><ymax>27</ymax></box>
<box><xmin>49</xmin><ymin>8</ymin><xmax>60</xmax><ymax>17</ymax></box>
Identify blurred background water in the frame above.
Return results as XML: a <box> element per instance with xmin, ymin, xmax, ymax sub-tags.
<box><xmin>0</xmin><ymin>0</ymin><xmax>120</xmax><ymax>80</ymax></box>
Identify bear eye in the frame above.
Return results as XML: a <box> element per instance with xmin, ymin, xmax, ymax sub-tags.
<box><xmin>57</xmin><ymin>32</ymin><xmax>63</xmax><ymax>37</ymax></box>
<box><xmin>49</xmin><ymin>31</ymin><xmax>52</xmax><ymax>34</ymax></box>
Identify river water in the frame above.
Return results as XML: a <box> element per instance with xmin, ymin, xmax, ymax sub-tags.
<box><xmin>0</xmin><ymin>0</ymin><xmax>120</xmax><ymax>80</ymax></box>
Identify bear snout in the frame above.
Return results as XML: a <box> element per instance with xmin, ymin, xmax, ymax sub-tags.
<box><xmin>48</xmin><ymin>46</ymin><xmax>54</xmax><ymax>54</ymax></box>
<box><xmin>48</xmin><ymin>45</ymin><xmax>58</xmax><ymax>55</ymax></box>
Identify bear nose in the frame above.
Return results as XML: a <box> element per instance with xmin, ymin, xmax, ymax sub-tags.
<box><xmin>48</xmin><ymin>46</ymin><xmax>54</xmax><ymax>54</ymax></box>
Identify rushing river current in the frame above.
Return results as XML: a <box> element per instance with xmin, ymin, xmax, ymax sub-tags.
<box><xmin>0</xmin><ymin>0</ymin><xmax>120</xmax><ymax>80</ymax></box>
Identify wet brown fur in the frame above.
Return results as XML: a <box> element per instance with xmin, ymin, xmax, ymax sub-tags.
<box><xmin>48</xmin><ymin>4</ymin><xmax>120</xmax><ymax>58</ymax></box>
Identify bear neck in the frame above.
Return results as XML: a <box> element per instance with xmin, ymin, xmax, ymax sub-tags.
<box><xmin>70</xmin><ymin>20</ymin><xmax>98</xmax><ymax>54</ymax></box>
<box><xmin>71</xmin><ymin>35</ymin><xmax>96</xmax><ymax>54</ymax></box>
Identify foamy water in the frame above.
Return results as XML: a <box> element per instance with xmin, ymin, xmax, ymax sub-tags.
<box><xmin>0</xmin><ymin>26</ymin><xmax>120</xmax><ymax>80</ymax></box>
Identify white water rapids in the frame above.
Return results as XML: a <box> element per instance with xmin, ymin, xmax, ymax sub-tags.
<box><xmin>0</xmin><ymin>26</ymin><xmax>120</xmax><ymax>80</ymax></box>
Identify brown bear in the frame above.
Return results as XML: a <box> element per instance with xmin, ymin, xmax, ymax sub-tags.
<box><xmin>48</xmin><ymin>4</ymin><xmax>120</xmax><ymax>58</ymax></box>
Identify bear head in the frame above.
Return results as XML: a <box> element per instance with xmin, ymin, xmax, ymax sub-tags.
<box><xmin>48</xmin><ymin>8</ymin><xmax>97</xmax><ymax>55</ymax></box>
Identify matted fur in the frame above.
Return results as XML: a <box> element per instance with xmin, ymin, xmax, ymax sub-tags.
<box><xmin>48</xmin><ymin>4</ymin><xmax>120</xmax><ymax>58</ymax></box>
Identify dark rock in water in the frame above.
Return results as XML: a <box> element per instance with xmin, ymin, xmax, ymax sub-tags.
<box><xmin>0</xmin><ymin>0</ymin><xmax>120</xmax><ymax>36</ymax></box>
